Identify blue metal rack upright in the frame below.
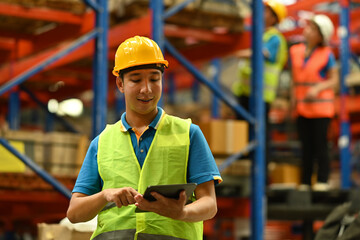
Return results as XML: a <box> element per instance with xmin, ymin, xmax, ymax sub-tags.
<box><xmin>150</xmin><ymin>0</ymin><xmax>266</xmax><ymax>239</ymax></box>
<box><xmin>0</xmin><ymin>0</ymin><xmax>109</xmax><ymax>199</ymax></box>
<box><xmin>339</xmin><ymin>0</ymin><xmax>352</xmax><ymax>189</ymax></box>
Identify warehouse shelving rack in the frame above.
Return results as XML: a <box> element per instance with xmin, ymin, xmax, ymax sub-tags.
<box><xmin>0</xmin><ymin>0</ymin><xmax>356</xmax><ymax>239</ymax></box>
<box><xmin>0</xmin><ymin>0</ymin><xmax>109</xmax><ymax>199</ymax></box>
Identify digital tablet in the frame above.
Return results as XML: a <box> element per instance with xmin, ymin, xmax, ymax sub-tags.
<box><xmin>135</xmin><ymin>183</ymin><xmax>197</xmax><ymax>213</ymax></box>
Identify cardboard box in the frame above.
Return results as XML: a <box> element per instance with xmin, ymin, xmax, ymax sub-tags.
<box><xmin>37</xmin><ymin>223</ymin><xmax>93</xmax><ymax>240</ymax></box>
<box><xmin>3</xmin><ymin>130</ymin><xmax>89</xmax><ymax>177</ymax></box>
<box><xmin>270</xmin><ymin>163</ymin><xmax>300</xmax><ymax>185</ymax></box>
<box><xmin>198</xmin><ymin>119</ymin><xmax>248</xmax><ymax>155</ymax></box>
<box><xmin>198</xmin><ymin>120</ymin><xmax>227</xmax><ymax>155</ymax></box>
<box><xmin>226</xmin><ymin>120</ymin><xmax>248</xmax><ymax>154</ymax></box>
<box><xmin>216</xmin><ymin>159</ymin><xmax>251</xmax><ymax>176</ymax></box>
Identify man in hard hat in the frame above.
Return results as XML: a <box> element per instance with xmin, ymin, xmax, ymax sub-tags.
<box><xmin>232</xmin><ymin>0</ymin><xmax>288</xmax><ymax>180</ymax></box>
<box><xmin>290</xmin><ymin>15</ymin><xmax>338</xmax><ymax>191</ymax></box>
<box><xmin>67</xmin><ymin>36</ymin><xmax>222</xmax><ymax>239</ymax></box>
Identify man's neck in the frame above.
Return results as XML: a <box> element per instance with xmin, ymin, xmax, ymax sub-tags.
<box><xmin>125</xmin><ymin>108</ymin><xmax>158</xmax><ymax>131</ymax></box>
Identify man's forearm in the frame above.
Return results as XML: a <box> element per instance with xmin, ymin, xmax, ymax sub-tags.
<box><xmin>180</xmin><ymin>195</ymin><xmax>217</xmax><ymax>222</ymax></box>
<box><xmin>67</xmin><ymin>192</ymin><xmax>107</xmax><ymax>223</ymax></box>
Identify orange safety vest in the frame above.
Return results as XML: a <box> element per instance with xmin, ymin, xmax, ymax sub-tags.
<box><xmin>290</xmin><ymin>43</ymin><xmax>335</xmax><ymax>118</ymax></box>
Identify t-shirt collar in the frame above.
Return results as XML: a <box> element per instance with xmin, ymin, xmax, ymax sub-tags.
<box><xmin>120</xmin><ymin>107</ymin><xmax>164</xmax><ymax>132</ymax></box>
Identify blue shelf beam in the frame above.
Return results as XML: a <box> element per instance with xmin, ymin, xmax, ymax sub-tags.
<box><xmin>0</xmin><ymin>138</ymin><xmax>72</xmax><ymax>199</ymax></box>
<box><xmin>339</xmin><ymin>0</ymin><xmax>351</xmax><ymax>189</ymax></box>
<box><xmin>218</xmin><ymin>141</ymin><xmax>257</xmax><ymax>172</ymax></box>
<box><xmin>250</xmin><ymin>0</ymin><xmax>265</xmax><ymax>239</ymax></box>
<box><xmin>151</xmin><ymin>0</ymin><xmax>165</xmax><ymax>52</ymax></box>
<box><xmin>9</xmin><ymin>89</ymin><xmax>20</xmax><ymax>130</ymax></box>
<box><xmin>163</xmin><ymin>0</ymin><xmax>197</xmax><ymax>19</ymax></box>
<box><xmin>211</xmin><ymin>59</ymin><xmax>221</xmax><ymax>119</ymax></box>
<box><xmin>0</xmin><ymin>30</ymin><xmax>98</xmax><ymax>97</ymax></box>
<box><xmin>151</xmin><ymin>0</ymin><xmax>165</xmax><ymax>107</ymax></box>
<box><xmin>164</xmin><ymin>39</ymin><xmax>255</xmax><ymax>124</ymax></box>
<box><xmin>20</xmin><ymin>86</ymin><xmax>79</xmax><ymax>133</ymax></box>
<box><xmin>91</xmin><ymin>0</ymin><xmax>109</xmax><ymax>138</ymax></box>
<box><xmin>82</xmin><ymin>0</ymin><xmax>100</xmax><ymax>11</ymax></box>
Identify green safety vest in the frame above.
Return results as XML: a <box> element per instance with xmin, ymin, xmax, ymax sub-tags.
<box><xmin>232</xmin><ymin>27</ymin><xmax>288</xmax><ymax>103</ymax></box>
<box><xmin>91</xmin><ymin>114</ymin><xmax>203</xmax><ymax>240</ymax></box>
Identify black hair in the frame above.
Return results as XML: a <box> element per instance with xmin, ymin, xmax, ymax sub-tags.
<box><xmin>119</xmin><ymin>63</ymin><xmax>165</xmax><ymax>80</ymax></box>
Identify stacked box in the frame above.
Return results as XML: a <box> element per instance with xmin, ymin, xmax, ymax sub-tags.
<box><xmin>2</xmin><ymin>130</ymin><xmax>89</xmax><ymax>177</ymax></box>
<box><xmin>45</xmin><ymin>132</ymin><xmax>89</xmax><ymax>177</ymax></box>
<box><xmin>3</xmin><ymin>130</ymin><xmax>46</xmax><ymax>171</ymax></box>
<box><xmin>37</xmin><ymin>223</ymin><xmax>93</xmax><ymax>240</ymax></box>
<box><xmin>198</xmin><ymin>119</ymin><xmax>249</xmax><ymax>155</ymax></box>
<box><xmin>269</xmin><ymin>163</ymin><xmax>300</xmax><ymax>185</ymax></box>
<box><xmin>216</xmin><ymin>159</ymin><xmax>251</xmax><ymax>176</ymax></box>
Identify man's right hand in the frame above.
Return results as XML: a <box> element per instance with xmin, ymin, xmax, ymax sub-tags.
<box><xmin>102</xmin><ymin>187</ymin><xmax>139</xmax><ymax>208</ymax></box>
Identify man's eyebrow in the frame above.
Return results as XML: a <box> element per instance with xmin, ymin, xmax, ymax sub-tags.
<box><xmin>128</xmin><ymin>73</ymin><xmax>141</xmax><ymax>77</ymax></box>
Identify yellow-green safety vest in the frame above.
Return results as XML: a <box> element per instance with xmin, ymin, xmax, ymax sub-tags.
<box><xmin>91</xmin><ymin>114</ymin><xmax>203</xmax><ymax>240</ymax></box>
<box><xmin>232</xmin><ymin>27</ymin><xmax>288</xmax><ymax>103</ymax></box>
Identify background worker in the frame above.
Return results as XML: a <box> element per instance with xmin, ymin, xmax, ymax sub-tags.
<box><xmin>289</xmin><ymin>15</ymin><xmax>338</xmax><ymax>191</ymax></box>
<box><xmin>67</xmin><ymin>36</ymin><xmax>222</xmax><ymax>240</ymax></box>
<box><xmin>232</xmin><ymin>0</ymin><xmax>288</xmax><ymax>179</ymax></box>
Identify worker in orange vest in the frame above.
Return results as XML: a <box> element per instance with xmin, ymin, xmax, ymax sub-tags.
<box><xmin>290</xmin><ymin>14</ymin><xmax>339</xmax><ymax>191</ymax></box>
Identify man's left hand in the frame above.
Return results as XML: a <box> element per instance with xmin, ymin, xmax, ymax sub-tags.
<box><xmin>134</xmin><ymin>191</ymin><xmax>187</xmax><ymax>220</ymax></box>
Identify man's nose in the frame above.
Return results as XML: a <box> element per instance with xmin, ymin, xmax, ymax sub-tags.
<box><xmin>140</xmin><ymin>80</ymin><xmax>151</xmax><ymax>93</ymax></box>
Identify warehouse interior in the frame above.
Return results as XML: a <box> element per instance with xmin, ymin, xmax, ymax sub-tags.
<box><xmin>1</xmin><ymin>0</ymin><xmax>360</xmax><ymax>239</ymax></box>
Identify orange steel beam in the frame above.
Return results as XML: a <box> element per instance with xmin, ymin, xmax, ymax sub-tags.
<box><xmin>179</xmin><ymin>32</ymin><xmax>250</xmax><ymax>62</ymax></box>
<box><xmin>0</xmin><ymin>13</ymin><xmax>151</xmax><ymax>85</ymax></box>
<box><xmin>29</xmin><ymin>74</ymin><xmax>92</xmax><ymax>87</ymax></box>
<box><xmin>287</xmin><ymin>0</ymin><xmax>337</xmax><ymax>15</ymax></box>
<box><xmin>164</xmin><ymin>25</ymin><xmax>235</xmax><ymax>44</ymax></box>
<box><xmin>0</xmin><ymin>30</ymin><xmax>33</xmax><ymax>40</ymax></box>
<box><xmin>0</xmin><ymin>38</ymin><xmax>15</xmax><ymax>51</ymax></box>
<box><xmin>33</xmin><ymin>11</ymin><xmax>95</xmax><ymax>51</ymax></box>
<box><xmin>0</xmin><ymin>2</ymin><xmax>85</xmax><ymax>24</ymax></box>
<box><xmin>0</xmin><ymin>11</ymin><xmax>94</xmax><ymax>65</ymax></box>
<box><xmin>107</xmin><ymin>13</ymin><xmax>152</xmax><ymax>48</ymax></box>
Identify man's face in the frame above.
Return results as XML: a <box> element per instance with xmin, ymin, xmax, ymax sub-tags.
<box><xmin>264</xmin><ymin>6</ymin><xmax>277</xmax><ymax>27</ymax></box>
<box><xmin>117</xmin><ymin>68</ymin><xmax>162</xmax><ymax>116</ymax></box>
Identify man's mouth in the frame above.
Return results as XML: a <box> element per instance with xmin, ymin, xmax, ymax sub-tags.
<box><xmin>137</xmin><ymin>97</ymin><xmax>154</xmax><ymax>103</ymax></box>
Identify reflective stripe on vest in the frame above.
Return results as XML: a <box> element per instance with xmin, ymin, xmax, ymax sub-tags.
<box><xmin>91</xmin><ymin>114</ymin><xmax>203</xmax><ymax>240</ymax></box>
<box><xmin>92</xmin><ymin>230</ymin><xmax>187</xmax><ymax>240</ymax></box>
<box><xmin>233</xmin><ymin>27</ymin><xmax>288</xmax><ymax>103</ymax></box>
<box><xmin>138</xmin><ymin>233</ymin><xmax>187</xmax><ymax>240</ymax></box>
<box><xmin>290</xmin><ymin>43</ymin><xmax>335</xmax><ymax>118</ymax></box>
<box><xmin>93</xmin><ymin>229</ymin><xmax>136</xmax><ymax>240</ymax></box>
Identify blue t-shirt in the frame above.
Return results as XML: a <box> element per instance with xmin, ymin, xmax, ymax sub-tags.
<box><xmin>73</xmin><ymin>107</ymin><xmax>222</xmax><ymax>195</ymax></box>
<box><xmin>263</xmin><ymin>35</ymin><xmax>281</xmax><ymax>63</ymax></box>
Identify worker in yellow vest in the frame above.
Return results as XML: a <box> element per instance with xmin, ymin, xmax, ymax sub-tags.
<box><xmin>67</xmin><ymin>36</ymin><xmax>222</xmax><ymax>240</ymax></box>
<box><xmin>290</xmin><ymin>15</ymin><xmax>338</xmax><ymax>191</ymax></box>
<box><xmin>232</xmin><ymin>0</ymin><xmax>288</xmax><ymax>182</ymax></box>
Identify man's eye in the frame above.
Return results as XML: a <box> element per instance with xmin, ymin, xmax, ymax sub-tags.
<box><xmin>151</xmin><ymin>78</ymin><xmax>160</xmax><ymax>82</ymax></box>
<box><xmin>130</xmin><ymin>79</ymin><xmax>140</xmax><ymax>83</ymax></box>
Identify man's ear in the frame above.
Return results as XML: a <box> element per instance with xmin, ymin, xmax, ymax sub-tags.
<box><xmin>116</xmin><ymin>76</ymin><xmax>124</xmax><ymax>93</ymax></box>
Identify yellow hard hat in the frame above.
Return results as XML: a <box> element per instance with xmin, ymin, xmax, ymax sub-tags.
<box><xmin>112</xmin><ymin>36</ymin><xmax>169</xmax><ymax>77</ymax></box>
<box><xmin>264</xmin><ymin>0</ymin><xmax>287</xmax><ymax>23</ymax></box>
